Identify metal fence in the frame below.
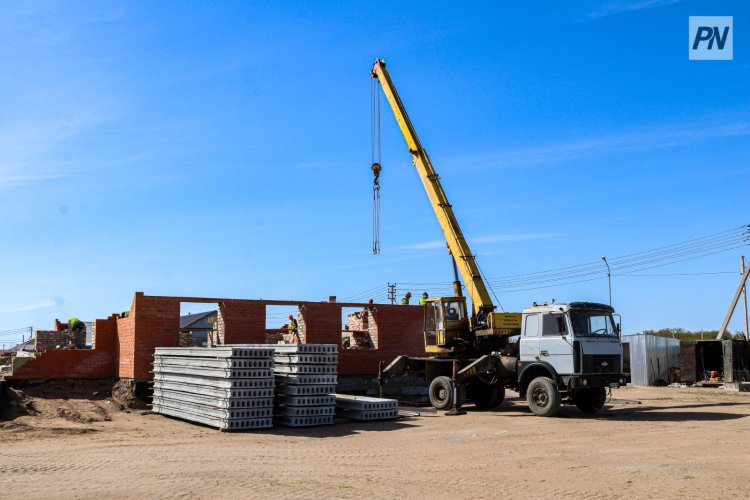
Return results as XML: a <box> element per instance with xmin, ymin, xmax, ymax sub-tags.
<box><xmin>623</xmin><ymin>334</ymin><xmax>680</xmax><ymax>386</ymax></box>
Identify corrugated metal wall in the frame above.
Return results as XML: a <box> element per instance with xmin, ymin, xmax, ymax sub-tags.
<box><xmin>623</xmin><ymin>334</ymin><xmax>680</xmax><ymax>386</ymax></box>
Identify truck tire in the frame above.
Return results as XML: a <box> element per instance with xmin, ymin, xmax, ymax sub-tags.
<box><xmin>466</xmin><ymin>381</ymin><xmax>496</xmax><ymax>410</ymax></box>
<box><xmin>466</xmin><ymin>381</ymin><xmax>504</xmax><ymax>410</ymax></box>
<box><xmin>526</xmin><ymin>376</ymin><xmax>561</xmax><ymax>417</ymax></box>
<box><xmin>574</xmin><ymin>387</ymin><xmax>607</xmax><ymax>414</ymax></box>
<box><xmin>494</xmin><ymin>385</ymin><xmax>506</xmax><ymax>408</ymax></box>
<box><xmin>428</xmin><ymin>376</ymin><xmax>465</xmax><ymax>410</ymax></box>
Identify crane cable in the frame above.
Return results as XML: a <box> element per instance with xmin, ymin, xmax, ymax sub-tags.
<box><xmin>371</xmin><ymin>77</ymin><xmax>382</xmax><ymax>254</ymax></box>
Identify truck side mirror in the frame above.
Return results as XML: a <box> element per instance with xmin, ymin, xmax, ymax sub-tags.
<box><xmin>613</xmin><ymin>314</ymin><xmax>622</xmax><ymax>337</ymax></box>
<box><xmin>557</xmin><ymin>316</ymin><xmax>565</xmax><ymax>336</ymax></box>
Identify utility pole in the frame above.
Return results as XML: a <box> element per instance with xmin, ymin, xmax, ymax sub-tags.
<box><xmin>742</xmin><ymin>256</ymin><xmax>749</xmax><ymax>340</ymax></box>
<box><xmin>716</xmin><ymin>262</ymin><xmax>750</xmax><ymax>340</ymax></box>
<box><xmin>387</xmin><ymin>283</ymin><xmax>396</xmax><ymax>304</ymax></box>
<box><xmin>601</xmin><ymin>256</ymin><xmax>612</xmax><ymax>306</ymax></box>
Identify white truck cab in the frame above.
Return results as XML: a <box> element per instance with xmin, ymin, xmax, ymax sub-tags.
<box><xmin>515</xmin><ymin>301</ymin><xmax>626</xmax><ymax>416</ymax></box>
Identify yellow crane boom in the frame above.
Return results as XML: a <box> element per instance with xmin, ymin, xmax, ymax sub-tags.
<box><xmin>371</xmin><ymin>58</ymin><xmax>494</xmax><ymax>316</ymax></box>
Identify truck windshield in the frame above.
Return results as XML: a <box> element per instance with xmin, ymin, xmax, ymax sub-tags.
<box><xmin>569</xmin><ymin>311</ymin><xmax>617</xmax><ymax>337</ymax></box>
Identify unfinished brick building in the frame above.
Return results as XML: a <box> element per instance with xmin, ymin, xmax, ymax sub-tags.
<box><xmin>9</xmin><ymin>292</ymin><xmax>427</xmax><ymax>392</ymax></box>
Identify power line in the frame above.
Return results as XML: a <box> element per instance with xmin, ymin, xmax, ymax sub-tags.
<box><xmin>0</xmin><ymin>327</ymin><xmax>32</xmax><ymax>334</ymax></box>
<box><xmin>487</xmin><ymin>244</ymin><xmax>746</xmax><ymax>290</ymax></box>
<box><xmin>348</xmin><ymin>224</ymin><xmax>749</xmax><ymax>299</ymax></box>
<box><xmin>485</xmin><ymin>233</ymin><xmax>747</xmax><ymax>289</ymax></box>
<box><xmin>341</xmin><ymin>283</ymin><xmax>387</xmax><ymax>302</ymax></box>
<box><xmin>487</xmin><ymin>234</ymin><xmax>746</xmax><ymax>287</ymax></box>
<box><xmin>487</xmin><ymin>225</ymin><xmax>747</xmax><ymax>283</ymax></box>
<box><xmin>616</xmin><ymin>271</ymin><xmax>735</xmax><ymax>277</ymax></box>
<box><xmin>488</xmin><ymin>245</ymin><xmax>746</xmax><ymax>292</ymax></box>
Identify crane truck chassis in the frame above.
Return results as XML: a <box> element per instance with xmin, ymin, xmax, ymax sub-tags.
<box><xmin>378</xmin><ymin>301</ymin><xmax>626</xmax><ymax>417</ymax></box>
<box><xmin>369</xmin><ymin>58</ymin><xmax>626</xmax><ymax>416</ymax></box>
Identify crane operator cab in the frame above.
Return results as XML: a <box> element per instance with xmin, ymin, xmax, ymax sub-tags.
<box><xmin>423</xmin><ymin>296</ymin><xmax>470</xmax><ymax>353</ymax></box>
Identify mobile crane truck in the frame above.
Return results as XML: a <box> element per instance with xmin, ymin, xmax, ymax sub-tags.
<box><xmin>371</xmin><ymin>58</ymin><xmax>626</xmax><ymax>416</ymax></box>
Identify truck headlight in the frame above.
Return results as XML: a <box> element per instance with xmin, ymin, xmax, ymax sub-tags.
<box><xmin>582</xmin><ymin>378</ymin><xmax>588</xmax><ymax>386</ymax></box>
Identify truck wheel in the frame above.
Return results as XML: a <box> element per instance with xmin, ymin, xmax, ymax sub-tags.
<box><xmin>494</xmin><ymin>385</ymin><xmax>506</xmax><ymax>408</ymax></box>
<box><xmin>574</xmin><ymin>388</ymin><xmax>607</xmax><ymax>413</ymax></box>
<box><xmin>428</xmin><ymin>376</ymin><xmax>465</xmax><ymax>410</ymax></box>
<box><xmin>466</xmin><ymin>381</ymin><xmax>498</xmax><ymax>410</ymax></box>
<box><xmin>526</xmin><ymin>376</ymin><xmax>561</xmax><ymax>417</ymax></box>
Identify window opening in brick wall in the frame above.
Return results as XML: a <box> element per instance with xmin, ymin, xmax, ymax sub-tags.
<box><xmin>342</xmin><ymin>306</ymin><xmax>378</xmax><ymax>350</ymax></box>
<box><xmin>179</xmin><ymin>302</ymin><xmax>219</xmax><ymax>347</ymax></box>
<box><xmin>265</xmin><ymin>305</ymin><xmax>302</xmax><ymax>344</ymax></box>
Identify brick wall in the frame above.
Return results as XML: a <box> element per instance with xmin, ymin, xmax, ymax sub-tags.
<box><xmin>218</xmin><ymin>300</ymin><xmax>266</xmax><ymax>344</ymax></box>
<box><xmin>300</xmin><ymin>302</ymin><xmax>342</xmax><ymax>345</ymax></box>
<box><xmin>34</xmin><ymin>329</ymin><xmax>86</xmax><ymax>352</ymax></box>
<box><xmin>345</xmin><ymin>307</ymin><xmax>378</xmax><ymax>349</ymax></box>
<box><xmin>10</xmin><ymin>316</ymin><xmax>118</xmax><ymax>380</ymax></box>
<box><xmin>117</xmin><ymin>303</ymin><xmax>136</xmax><ymax>379</ymax></box>
<box><xmin>338</xmin><ymin>304</ymin><xmax>425</xmax><ymax>375</ymax></box>
<box><xmin>215</xmin><ymin>306</ymin><xmax>226</xmax><ymax>344</ymax></box>
<box><xmin>10</xmin><ymin>293</ymin><xmax>427</xmax><ymax>380</ymax></box>
<box><xmin>297</xmin><ymin>311</ymin><xmax>307</xmax><ymax>343</ymax></box>
<box><xmin>7</xmin><ymin>349</ymin><xmax>115</xmax><ymax>379</ymax></box>
<box><xmin>130</xmin><ymin>293</ymin><xmax>180</xmax><ymax>379</ymax></box>
<box><xmin>34</xmin><ymin>330</ymin><xmax>66</xmax><ymax>352</ymax></box>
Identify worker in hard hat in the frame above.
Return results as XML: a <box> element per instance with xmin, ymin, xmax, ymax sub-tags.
<box><xmin>287</xmin><ymin>314</ymin><xmax>300</xmax><ymax>344</ymax></box>
<box><xmin>419</xmin><ymin>292</ymin><xmax>429</xmax><ymax>305</ymax></box>
<box><xmin>401</xmin><ymin>292</ymin><xmax>412</xmax><ymax>305</ymax></box>
<box><xmin>362</xmin><ymin>298</ymin><xmax>374</xmax><ymax>320</ymax></box>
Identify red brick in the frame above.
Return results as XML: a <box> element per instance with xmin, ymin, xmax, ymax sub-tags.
<box><xmin>12</xmin><ymin>293</ymin><xmax>428</xmax><ymax>380</ymax></box>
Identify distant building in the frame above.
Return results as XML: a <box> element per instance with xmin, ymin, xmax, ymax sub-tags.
<box><xmin>5</xmin><ymin>338</ymin><xmax>35</xmax><ymax>354</ymax></box>
<box><xmin>180</xmin><ymin>310</ymin><xmax>217</xmax><ymax>347</ymax></box>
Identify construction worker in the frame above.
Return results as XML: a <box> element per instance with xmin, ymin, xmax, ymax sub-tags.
<box><xmin>362</xmin><ymin>298</ymin><xmax>374</xmax><ymax>319</ymax></box>
<box><xmin>401</xmin><ymin>291</ymin><xmax>412</xmax><ymax>305</ymax></box>
<box><xmin>419</xmin><ymin>292</ymin><xmax>429</xmax><ymax>305</ymax></box>
<box><xmin>287</xmin><ymin>314</ymin><xmax>300</xmax><ymax>344</ymax></box>
<box><xmin>68</xmin><ymin>317</ymin><xmax>84</xmax><ymax>333</ymax></box>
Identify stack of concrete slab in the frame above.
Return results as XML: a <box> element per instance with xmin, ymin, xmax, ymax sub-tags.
<box><xmin>152</xmin><ymin>346</ymin><xmax>275</xmax><ymax>431</ymax></box>
<box><xmin>272</xmin><ymin>344</ymin><xmax>338</xmax><ymax>427</ymax></box>
<box><xmin>334</xmin><ymin>394</ymin><xmax>399</xmax><ymax>421</ymax></box>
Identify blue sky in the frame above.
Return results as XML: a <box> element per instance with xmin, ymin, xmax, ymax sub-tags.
<box><xmin>1</xmin><ymin>1</ymin><xmax>749</xmax><ymax>346</ymax></box>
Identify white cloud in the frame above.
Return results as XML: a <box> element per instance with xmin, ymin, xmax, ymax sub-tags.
<box><xmin>586</xmin><ymin>0</ymin><xmax>681</xmax><ymax>20</ymax></box>
<box><xmin>396</xmin><ymin>232</ymin><xmax>553</xmax><ymax>251</ymax></box>
<box><xmin>450</xmin><ymin>119</ymin><xmax>750</xmax><ymax>170</ymax></box>
<box><xmin>0</xmin><ymin>173</ymin><xmax>70</xmax><ymax>187</ymax></box>
<box><xmin>0</xmin><ymin>301</ymin><xmax>57</xmax><ymax>315</ymax></box>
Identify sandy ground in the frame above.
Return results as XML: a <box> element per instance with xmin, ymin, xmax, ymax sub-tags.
<box><xmin>1</xmin><ymin>384</ymin><xmax>749</xmax><ymax>499</ymax></box>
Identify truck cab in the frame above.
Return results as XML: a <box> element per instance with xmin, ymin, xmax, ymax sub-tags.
<box><xmin>516</xmin><ymin>301</ymin><xmax>626</xmax><ymax>416</ymax></box>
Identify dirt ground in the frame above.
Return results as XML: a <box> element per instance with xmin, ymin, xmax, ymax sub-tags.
<box><xmin>1</xmin><ymin>384</ymin><xmax>748</xmax><ymax>499</ymax></box>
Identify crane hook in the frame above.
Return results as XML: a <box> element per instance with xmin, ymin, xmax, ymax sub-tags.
<box><xmin>371</xmin><ymin>162</ymin><xmax>382</xmax><ymax>185</ymax></box>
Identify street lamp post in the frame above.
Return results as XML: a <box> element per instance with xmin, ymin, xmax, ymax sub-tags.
<box><xmin>601</xmin><ymin>256</ymin><xmax>612</xmax><ymax>306</ymax></box>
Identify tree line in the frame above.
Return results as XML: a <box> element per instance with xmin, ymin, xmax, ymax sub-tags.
<box><xmin>634</xmin><ymin>328</ymin><xmax>746</xmax><ymax>342</ymax></box>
